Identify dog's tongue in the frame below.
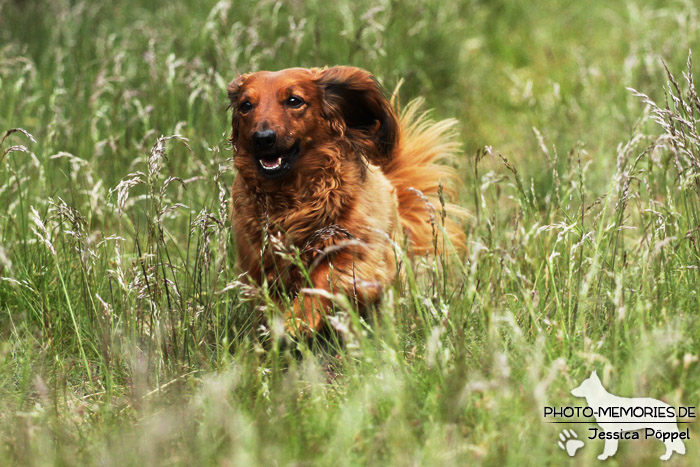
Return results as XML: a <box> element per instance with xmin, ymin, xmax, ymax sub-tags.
<box><xmin>260</xmin><ymin>156</ymin><xmax>282</xmax><ymax>169</ymax></box>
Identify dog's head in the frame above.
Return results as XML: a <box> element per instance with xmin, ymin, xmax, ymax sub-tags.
<box><xmin>571</xmin><ymin>370</ymin><xmax>601</xmax><ymax>398</ymax></box>
<box><xmin>227</xmin><ymin>66</ymin><xmax>398</xmax><ymax>182</ymax></box>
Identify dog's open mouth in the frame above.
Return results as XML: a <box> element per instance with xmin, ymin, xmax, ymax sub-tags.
<box><xmin>254</xmin><ymin>141</ymin><xmax>300</xmax><ymax>179</ymax></box>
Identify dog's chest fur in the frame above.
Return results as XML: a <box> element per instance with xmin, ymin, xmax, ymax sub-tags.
<box><xmin>232</xmin><ymin>156</ymin><xmax>378</xmax><ymax>290</ymax></box>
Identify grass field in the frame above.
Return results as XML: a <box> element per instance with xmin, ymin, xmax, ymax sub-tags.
<box><xmin>2</xmin><ymin>0</ymin><xmax>700</xmax><ymax>464</ymax></box>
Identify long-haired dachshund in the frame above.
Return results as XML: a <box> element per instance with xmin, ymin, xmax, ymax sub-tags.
<box><xmin>227</xmin><ymin>66</ymin><xmax>465</xmax><ymax>335</ymax></box>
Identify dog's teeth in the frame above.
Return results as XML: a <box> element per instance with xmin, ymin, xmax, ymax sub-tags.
<box><xmin>260</xmin><ymin>157</ymin><xmax>282</xmax><ymax>170</ymax></box>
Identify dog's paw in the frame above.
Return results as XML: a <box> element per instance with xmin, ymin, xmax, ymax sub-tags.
<box><xmin>284</xmin><ymin>317</ymin><xmax>310</xmax><ymax>337</ymax></box>
<box><xmin>557</xmin><ymin>429</ymin><xmax>584</xmax><ymax>457</ymax></box>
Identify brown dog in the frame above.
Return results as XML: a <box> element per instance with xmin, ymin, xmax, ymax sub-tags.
<box><xmin>227</xmin><ymin>66</ymin><xmax>465</xmax><ymax>335</ymax></box>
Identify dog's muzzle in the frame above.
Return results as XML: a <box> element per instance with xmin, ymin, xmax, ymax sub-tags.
<box><xmin>253</xmin><ymin>141</ymin><xmax>301</xmax><ymax>179</ymax></box>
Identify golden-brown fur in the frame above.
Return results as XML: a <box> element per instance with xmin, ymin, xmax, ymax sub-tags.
<box><xmin>227</xmin><ymin>66</ymin><xmax>465</xmax><ymax>335</ymax></box>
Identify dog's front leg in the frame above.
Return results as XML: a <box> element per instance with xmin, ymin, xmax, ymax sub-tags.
<box><xmin>284</xmin><ymin>245</ymin><xmax>390</xmax><ymax>336</ymax></box>
<box><xmin>285</xmin><ymin>261</ymin><xmax>334</xmax><ymax>336</ymax></box>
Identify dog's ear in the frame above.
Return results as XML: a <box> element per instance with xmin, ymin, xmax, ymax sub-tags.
<box><xmin>227</xmin><ymin>74</ymin><xmax>250</xmax><ymax>144</ymax></box>
<box><xmin>314</xmin><ymin>66</ymin><xmax>398</xmax><ymax>164</ymax></box>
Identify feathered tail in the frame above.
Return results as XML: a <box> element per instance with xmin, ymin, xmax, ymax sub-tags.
<box><xmin>382</xmin><ymin>99</ymin><xmax>467</xmax><ymax>256</ymax></box>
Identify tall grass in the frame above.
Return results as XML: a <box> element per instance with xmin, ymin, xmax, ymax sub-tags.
<box><xmin>1</xmin><ymin>0</ymin><xmax>700</xmax><ymax>464</ymax></box>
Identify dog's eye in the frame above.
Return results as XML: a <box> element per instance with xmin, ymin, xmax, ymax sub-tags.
<box><xmin>239</xmin><ymin>101</ymin><xmax>253</xmax><ymax>114</ymax></box>
<box><xmin>286</xmin><ymin>96</ymin><xmax>305</xmax><ymax>108</ymax></box>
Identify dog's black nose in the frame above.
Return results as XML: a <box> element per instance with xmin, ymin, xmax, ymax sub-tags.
<box><xmin>252</xmin><ymin>129</ymin><xmax>276</xmax><ymax>150</ymax></box>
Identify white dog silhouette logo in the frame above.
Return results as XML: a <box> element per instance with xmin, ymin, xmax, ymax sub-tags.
<box><xmin>571</xmin><ymin>371</ymin><xmax>686</xmax><ymax>461</ymax></box>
